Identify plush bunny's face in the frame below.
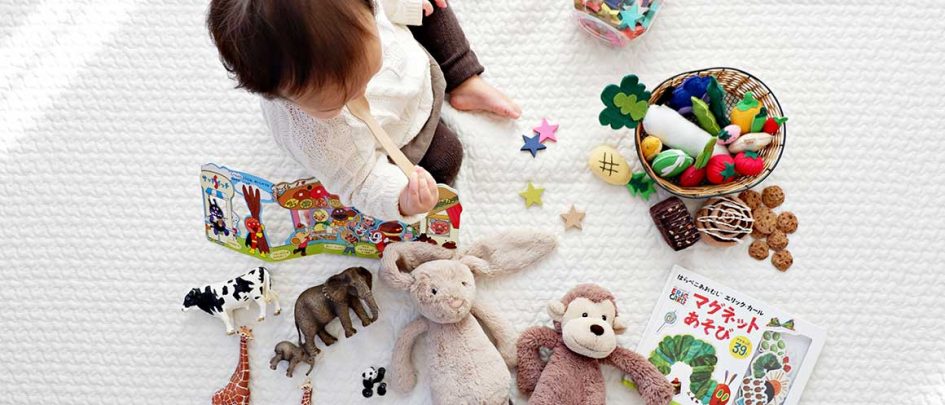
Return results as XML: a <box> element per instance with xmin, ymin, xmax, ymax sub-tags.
<box><xmin>380</xmin><ymin>231</ymin><xmax>558</xmax><ymax>325</ymax></box>
<box><xmin>409</xmin><ymin>260</ymin><xmax>477</xmax><ymax>324</ymax></box>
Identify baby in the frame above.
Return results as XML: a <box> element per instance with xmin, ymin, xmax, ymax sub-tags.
<box><xmin>207</xmin><ymin>0</ymin><xmax>519</xmax><ymax>222</ymax></box>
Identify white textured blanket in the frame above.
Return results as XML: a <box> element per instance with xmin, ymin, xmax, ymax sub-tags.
<box><xmin>1</xmin><ymin>0</ymin><xmax>944</xmax><ymax>404</ymax></box>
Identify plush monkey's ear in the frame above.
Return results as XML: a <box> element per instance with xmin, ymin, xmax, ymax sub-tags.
<box><xmin>612</xmin><ymin>315</ymin><xmax>627</xmax><ymax>335</ymax></box>
<box><xmin>547</xmin><ymin>300</ymin><xmax>566</xmax><ymax>321</ymax></box>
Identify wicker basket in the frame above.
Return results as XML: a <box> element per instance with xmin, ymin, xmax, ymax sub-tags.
<box><xmin>635</xmin><ymin>67</ymin><xmax>786</xmax><ymax>199</ymax></box>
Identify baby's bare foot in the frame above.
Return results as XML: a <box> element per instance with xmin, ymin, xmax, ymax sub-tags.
<box><xmin>449</xmin><ymin>76</ymin><xmax>521</xmax><ymax>119</ymax></box>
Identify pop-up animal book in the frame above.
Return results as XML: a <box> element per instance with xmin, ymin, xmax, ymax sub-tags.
<box><xmin>625</xmin><ymin>265</ymin><xmax>824</xmax><ymax>405</ymax></box>
<box><xmin>200</xmin><ymin>164</ymin><xmax>462</xmax><ymax>261</ymax></box>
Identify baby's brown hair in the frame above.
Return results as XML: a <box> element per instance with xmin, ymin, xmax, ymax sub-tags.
<box><xmin>207</xmin><ymin>0</ymin><xmax>376</xmax><ymax>99</ymax></box>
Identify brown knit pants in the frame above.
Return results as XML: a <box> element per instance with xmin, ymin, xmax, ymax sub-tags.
<box><xmin>410</xmin><ymin>6</ymin><xmax>484</xmax><ymax>186</ymax></box>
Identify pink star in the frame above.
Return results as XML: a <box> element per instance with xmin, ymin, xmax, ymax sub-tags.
<box><xmin>534</xmin><ymin>118</ymin><xmax>559</xmax><ymax>143</ymax></box>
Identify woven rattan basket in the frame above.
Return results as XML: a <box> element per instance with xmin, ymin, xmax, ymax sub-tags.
<box><xmin>635</xmin><ymin>67</ymin><xmax>786</xmax><ymax>199</ymax></box>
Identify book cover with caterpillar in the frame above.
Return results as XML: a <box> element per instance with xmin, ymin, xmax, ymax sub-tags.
<box><xmin>625</xmin><ymin>266</ymin><xmax>825</xmax><ymax>405</ymax></box>
<box><xmin>199</xmin><ymin>163</ymin><xmax>462</xmax><ymax>261</ymax></box>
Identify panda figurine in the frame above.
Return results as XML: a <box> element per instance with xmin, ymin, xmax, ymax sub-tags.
<box><xmin>361</xmin><ymin>366</ymin><xmax>387</xmax><ymax>398</ymax></box>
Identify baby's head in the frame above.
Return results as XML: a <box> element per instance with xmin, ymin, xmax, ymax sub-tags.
<box><xmin>207</xmin><ymin>0</ymin><xmax>382</xmax><ymax>118</ymax></box>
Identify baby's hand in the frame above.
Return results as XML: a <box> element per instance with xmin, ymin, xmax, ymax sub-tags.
<box><xmin>422</xmin><ymin>0</ymin><xmax>447</xmax><ymax>16</ymax></box>
<box><xmin>399</xmin><ymin>167</ymin><xmax>438</xmax><ymax>217</ymax></box>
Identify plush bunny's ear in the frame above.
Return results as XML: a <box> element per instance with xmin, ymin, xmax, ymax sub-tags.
<box><xmin>379</xmin><ymin>241</ymin><xmax>453</xmax><ymax>290</ymax></box>
<box><xmin>460</xmin><ymin>230</ymin><xmax>557</xmax><ymax>277</ymax></box>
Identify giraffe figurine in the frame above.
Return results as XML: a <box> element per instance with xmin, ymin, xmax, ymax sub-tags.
<box><xmin>300</xmin><ymin>379</ymin><xmax>313</xmax><ymax>405</ymax></box>
<box><xmin>212</xmin><ymin>326</ymin><xmax>253</xmax><ymax>405</ymax></box>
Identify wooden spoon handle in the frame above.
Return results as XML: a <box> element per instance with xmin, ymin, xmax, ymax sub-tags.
<box><xmin>347</xmin><ymin>96</ymin><xmax>415</xmax><ymax>177</ymax></box>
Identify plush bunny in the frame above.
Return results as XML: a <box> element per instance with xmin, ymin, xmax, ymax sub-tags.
<box><xmin>380</xmin><ymin>231</ymin><xmax>557</xmax><ymax>405</ymax></box>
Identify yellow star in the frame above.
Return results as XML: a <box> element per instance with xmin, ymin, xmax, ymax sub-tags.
<box><xmin>519</xmin><ymin>182</ymin><xmax>544</xmax><ymax>208</ymax></box>
<box><xmin>560</xmin><ymin>205</ymin><xmax>585</xmax><ymax>231</ymax></box>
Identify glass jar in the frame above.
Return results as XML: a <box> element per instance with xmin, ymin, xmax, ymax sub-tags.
<box><xmin>572</xmin><ymin>0</ymin><xmax>663</xmax><ymax>47</ymax></box>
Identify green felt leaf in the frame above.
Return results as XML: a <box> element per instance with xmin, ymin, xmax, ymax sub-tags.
<box><xmin>598</xmin><ymin>74</ymin><xmax>651</xmax><ymax>130</ymax></box>
<box><xmin>721</xmin><ymin>163</ymin><xmax>737</xmax><ymax>180</ymax></box>
<box><xmin>626</xmin><ymin>171</ymin><xmax>656</xmax><ymax>201</ymax></box>
<box><xmin>706</xmin><ymin>77</ymin><xmax>730</xmax><ymax>126</ymax></box>
<box><xmin>717</xmin><ymin>128</ymin><xmax>733</xmax><ymax>141</ymax></box>
<box><xmin>695</xmin><ymin>137</ymin><xmax>717</xmax><ymax>169</ymax></box>
<box><xmin>735</xmin><ymin>91</ymin><xmax>760</xmax><ymax>112</ymax></box>
<box><xmin>614</xmin><ymin>93</ymin><xmax>649</xmax><ymax>120</ymax></box>
<box><xmin>691</xmin><ymin>96</ymin><xmax>721</xmax><ymax>135</ymax></box>
<box><xmin>744</xmin><ymin>150</ymin><xmax>759</xmax><ymax>159</ymax></box>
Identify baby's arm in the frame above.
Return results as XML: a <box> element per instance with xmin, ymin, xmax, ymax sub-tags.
<box><xmin>381</xmin><ymin>0</ymin><xmax>425</xmax><ymax>26</ymax></box>
<box><xmin>262</xmin><ymin>99</ymin><xmax>429</xmax><ymax>222</ymax></box>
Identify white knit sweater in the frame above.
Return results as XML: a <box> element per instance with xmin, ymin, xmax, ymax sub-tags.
<box><xmin>261</xmin><ymin>0</ymin><xmax>431</xmax><ymax>223</ymax></box>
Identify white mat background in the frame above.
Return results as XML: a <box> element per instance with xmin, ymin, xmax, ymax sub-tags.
<box><xmin>2</xmin><ymin>0</ymin><xmax>944</xmax><ymax>404</ymax></box>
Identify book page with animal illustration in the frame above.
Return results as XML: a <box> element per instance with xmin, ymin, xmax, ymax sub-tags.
<box><xmin>200</xmin><ymin>163</ymin><xmax>462</xmax><ymax>261</ymax></box>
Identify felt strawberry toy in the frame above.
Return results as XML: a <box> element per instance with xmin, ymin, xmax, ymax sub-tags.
<box><xmin>734</xmin><ymin>151</ymin><xmax>765</xmax><ymax>176</ymax></box>
<box><xmin>678</xmin><ymin>166</ymin><xmax>705</xmax><ymax>187</ymax></box>
<box><xmin>706</xmin><ymin>154</ymin><xmax>737</xmax><ymax>184</ymax></box>
<box><xmin>762</xmin><ymin>117</ymin><xmax>788</xmax><ymax>135</ymax></box>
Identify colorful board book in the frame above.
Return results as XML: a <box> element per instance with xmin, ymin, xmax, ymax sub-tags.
<box><xmin>625</xmin><ymin>265</ymin><xmax>825</xmax><ymax>405</ymax></box>
<box><xmin>200</xmin><ymin>163</ymin><xmax>462</xmax><ymax>261</ymax></box>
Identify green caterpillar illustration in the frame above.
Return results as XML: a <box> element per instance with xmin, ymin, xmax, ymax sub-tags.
<box><xmin>648</xmin><ymin>334</ymin><xmax>719</xmax><ymax>403</ymax></box>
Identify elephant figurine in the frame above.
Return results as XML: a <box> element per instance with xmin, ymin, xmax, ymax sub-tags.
<box><xmin>270</xmin><ymin>341</ymin><xmax>315</xmax><ymax>378</ymax></box>
<box><xmin>294</xmin><ymin>266</ymin><xmax>379</xmax><ymax>357</ymax></box>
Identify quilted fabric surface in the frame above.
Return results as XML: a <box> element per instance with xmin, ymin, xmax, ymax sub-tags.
<box><xmin>1</xmin><ymin>1</ymin><xmax>944</xmax><ymax>404</ymax></box>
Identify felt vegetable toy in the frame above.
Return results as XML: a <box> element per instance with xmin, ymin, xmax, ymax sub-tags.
<box><xmin>728</xmin><ymin>133</ymin><xmax>774</xmax><ymax>153</ymax></box>
<box><xmin>750</xmin><ymin>107</ymin><xmax>768</xmax><ymax>133</ymax></box>
<box><xmin>762</xmin><ymin>116</ymin><xmax>788</xmax><ymax>135</ymax></box>
<box><xmin>678</xmin><ymin>166</ymin><xmax>705</xmax><ymax>187</ymax></box>
<box><xmin>706</xmin><ymin>154</ymin><xmax>737</xmax><ymax>184</ymax></box>
<box><xmin>599</xmin><ymin>74</ymin><xmax>651</xmax><ymax>130</ymax></box>
<box><xmin>380</xmin><ymin>231</ymin><xmax>557</xmax><ymax>404</ymax></box>
<box><xmin>734</xmin><ymin>151</ymin><xmax>765</xmax><ymax>176</ymax></box>
<box><xmin>642</xmin><ymin>105</ymin><xmax>728</xmax><ymax>158</ymax></box>
<box><xmin>692</xmin><ymin>137</ymin><xmax>717</xmax><ymax>172</ymax></box>
<box><xmin>627</xmin><ymin>172</ymin><xmax>658</xmax><ymax>200</ymax></box>
<box><xmin>717</xmin><ymin>124</ymin><xmax>742</xmax><ymax>146</ymax></box>
<box><xmin>669</xmin><ymin>76</ymin><xmax>711</xmax><ymax>113</ymax></box>
<box><xmin>730</xmin><ymin>92</ymin><xmax>763</xmax><ymax>134</ymax></box>
<box><xmin>588</xmin><ymin>144</ymin><xmax>657</xmax><ymax>201</ymax></box>
<box><xmin>678</xmin><ymin>138</ymin><xmax>715</xmax><ymax>187</ymax></box>
<box><xmin>705</xmin><ymin>77</ymin><xmax>730</xmax><ymax>126</ymax></box>
<box><xmin>640</xmin><ymin>136</ymin><xmax>662</xmax><ymax>161</ymax></box>
<box><xmin>651</xmin><ymin>149</ymin><xmax>693</xmax><ymax>178</ymax></box>
<box><xmin>516</xmin><ymin>284</ymin><xmax>674</xmax><ymax>405</ymax></box>
<box><xmin>691</xmin><ymin>97</ymin><xmax>720</xmax><ymax>135</ymax></box>
<box><xmin>588</xmin><ymin>145</ymin><xmax>632</xmax><ymax>185</ymax></box>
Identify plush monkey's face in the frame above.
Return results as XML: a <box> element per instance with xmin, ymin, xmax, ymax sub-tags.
<box><xmin>549</xmin><ymin>297</ymin><xmax>626</xmax><ymax>359</ymax></box>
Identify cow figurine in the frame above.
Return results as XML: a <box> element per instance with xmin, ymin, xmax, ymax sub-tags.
<box><xmin>181</xmin><ymin>266</ymin><xmax>282</xmax><ymax>335</ymax></box>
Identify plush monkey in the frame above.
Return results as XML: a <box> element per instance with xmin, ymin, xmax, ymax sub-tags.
<box><xmin>516</xmin><ymin>284</ymin><xmax>673</xmax><ymax>405</ymax></box>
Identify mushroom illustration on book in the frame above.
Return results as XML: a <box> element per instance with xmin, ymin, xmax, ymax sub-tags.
<box><xmin>200</xmin><ymin>164</ymin><xmax>462</xmax><ymax>261</ymax></box>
